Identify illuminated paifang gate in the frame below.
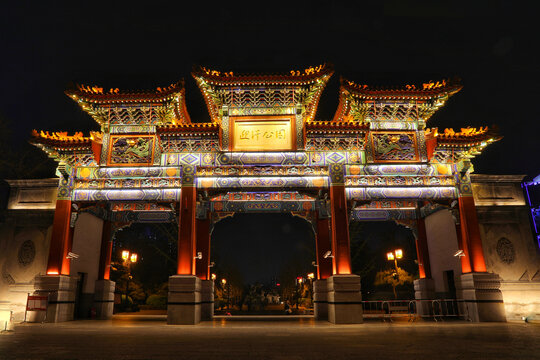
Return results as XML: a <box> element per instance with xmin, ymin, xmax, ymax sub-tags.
<box><xmin>31</xmin><ymin>64</ymin><xmax>506</xmax><ymax>324</ymax></box>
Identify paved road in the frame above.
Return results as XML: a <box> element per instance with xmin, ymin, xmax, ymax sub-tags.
<box><xmin>1</xmin><ymin>316</ymin><xmax>539</xmax><ymax>359</ymax></box>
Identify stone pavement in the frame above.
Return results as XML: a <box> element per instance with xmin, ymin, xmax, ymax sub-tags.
<box><xmin>1</xmin><ymin>315</ymin><xmax>539</xmax><ymax>360</ymax></box>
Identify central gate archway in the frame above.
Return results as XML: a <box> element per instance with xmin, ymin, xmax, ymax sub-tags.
<box><xmin>210</xmin><ymin>212</ymin><xmax>316</xmax><ymax>315</ymax></box>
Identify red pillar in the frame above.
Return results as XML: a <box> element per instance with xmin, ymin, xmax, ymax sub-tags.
<box><xmin>315</xmin><ymin>215</ymin><xmax>333</xmax><ymax>279</ymax></box>
<box><xmin>455</xmin><ymin>223</ymin><xmax>472</xmax><ymax>274</ymax></box>
<box><xmin>330</xmin><ymin>184</ymin><xmax>352</xmax><ymax>275</ymax></box>
<box><xmin>177</xmin><ymin>186</ymin><xmax>196</xmax><ymax>275</ymax></box>
<box><xmin>458</xmin><ymin>196</ymin><xmax>487</xmax><ymax>273</ymax></box>
<box><xmin>46</xmin><ymin>199</ymin><xmax>74</xmax><ymax>275</ymax></box>
<box><xmin>98</xmin><ymin>221</ymin><xmax>113</xmax><ymax>280</ymax></box>
<box><xmin>195</xmin><ymin>217</ymin><xmax>211</xmax><ymax>280</ymax></box>
<box><xmin>415</xmin><ymin>218</ymin><xmax>432</xmax><ymax>279</ymax></box>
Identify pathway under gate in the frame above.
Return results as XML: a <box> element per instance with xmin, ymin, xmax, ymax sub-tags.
<box><xmin>2</xmin><ymin>319</ymin><xmax>538</xmax><ymax>360</ymax></box>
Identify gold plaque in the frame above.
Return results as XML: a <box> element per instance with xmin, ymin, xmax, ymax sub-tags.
<box><xmin>232</xmin><ymin>117</ymin><xmax>294</xmax><ymax>151</ymax></box>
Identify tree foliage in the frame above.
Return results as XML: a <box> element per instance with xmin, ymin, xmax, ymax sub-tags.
<box><xmin>374</xmin><ymin>266</ymin><xmax>415</xmax><ymax>299</ymax></box>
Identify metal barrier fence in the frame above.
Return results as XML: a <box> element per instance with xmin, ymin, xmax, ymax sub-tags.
<box><xmin>361</xmin><ymin>299</ymin><xmax>469</xmax><ymax>322</ymax></box>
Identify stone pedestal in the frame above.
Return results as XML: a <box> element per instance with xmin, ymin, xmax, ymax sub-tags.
<box><xmin>32</xmin><ymin>275</ymin><xmax>77</xmax><ymax>323</ymax></box>
<box><xmin>457</xmin><ymin>272</ymin><xmax>506</xmax><ymax>322</ymax></box>
<box><xmin>414</xmin><ymin>278</ymin><xmax>435</xmax><ymax>317</ymax></box>
<box><xmin>327</xmin><ymin>275</ymin><xmax>363</xmax><ymax>324</ymax></box>
<box><xmin>313</xmin><ymin>279</ymin><xmax>328</xmax><ymax>320</ymax></box>
<box><xmin>200</xmin><ymin>280</ymin><xmax>214</xmax><ymax>321</ymax></box>
<box><xmin>167</xmin><ymin>275</ymin><xmax>201</xmax><ymax>325</ymax></box>
<box><xmin>93</xmin><ymin>280</ymin><xmax>115</xmax><ymax>319</ymax></box>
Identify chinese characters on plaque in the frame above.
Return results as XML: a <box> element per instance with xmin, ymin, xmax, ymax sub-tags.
<box><xmin>232</xmin><ymin>119</ymin><xmax>293</xmax><ymax>151</ymax></box>
<box><xmin>239</xmin><ymin>128</ymin><xmax>287</xmax><ymax>141</ymax></box>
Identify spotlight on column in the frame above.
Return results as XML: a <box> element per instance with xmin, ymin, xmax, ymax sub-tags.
<box><xmin>195</xmin><ymin>252</ymin><xmax>202</xmax><ymax>260</ymax></box>
<box><xmin>66</xmin><ymin>252</ymin><xmax>79</xmax><ymax>260</ymax></box>
<box><xmin>208</xmin><ymin>261</ymin><xmax>215</xmax><ymax>268</ymax></box>
<box><xmin>323</xmin><ymin>251</ymin><xmax>333</xmax><ymax>259</ymax></box>
<box><xmin>454</xmin><ymin>249</ymin><xmax>465</xmax><ymax>257</ymax></box>
<box><xmin>311</xmin><ymin>261</ymin><xmax>318</xmax><ymax>267</ymax></box>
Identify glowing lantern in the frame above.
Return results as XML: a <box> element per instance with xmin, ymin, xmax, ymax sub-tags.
<box><xmin>122</xmin><ymin>251</ymin><xmax>130</xmax><ymax>261</ymax></box>
<box><xmin>130</xmin><ymin>253</ymin><xmax>138</xmax><ymax>263</ymax></box>
<box><xmin>395</xmin><ymin>249</ymin><xmax>403</xmax><ymax>259</ymax></box>
<box><xmin>387</xmin><ymin>252</ymin><xmax>395</xmax><ymax>261</ymax></box>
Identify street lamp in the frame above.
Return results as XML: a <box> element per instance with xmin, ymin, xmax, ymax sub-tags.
<box><xmin>122</xmin><ymin>250</ymin><xmax>138</xmax><ymax>306</ymax></box>
<box><xmin>387</xmin><ymin>249</ymin><xmax>403</xmax><ymax>280</ymax></box>
<box><xmin>221</xmin><ymin>278</ymin><xmax>229</xmax><ymax>310</ymax></box>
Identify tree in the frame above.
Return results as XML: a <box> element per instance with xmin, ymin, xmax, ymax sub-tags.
<box><xmin>374</xmin><ymin>266</ymin><xmax>415</xmax><ymax>299</ymax></box>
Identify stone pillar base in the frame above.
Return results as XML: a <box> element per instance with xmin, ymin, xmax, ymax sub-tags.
<box><xmin>200</xmin><ymin>280</ymin><xmax>214</xmax><ymax>321</ymax></box>
<box><xmin>414</xmin><ymin>278</ymin><xmax>435</xmax><ymax>317</ymax></box>
<box><xmin>327</xmin><ymin>275</ymin><xmax>363</xmax><ymax>324</ymax></box>
<box><xmin>167</xmin><ymin>275</ymin><xmax>201</xmax><ymax>325</ymax></box>
<box><xmin>94</xmin><ymin>280</ymin><xmax>115</xmax><ymax>319</ymax></box>
<box><xmin>457</xmin><ymin>272</ymin><xmax>506</xmax><ymax>322</ymax></box>
<box><xmin>32</xmin><ymin>275</ymin><xmax>77</xmax><ymax>323</ymax></box>
<box><xmin>313</xmin><ymin>279</ymin><xmax>328</xmax><ymax>320</ymax></box>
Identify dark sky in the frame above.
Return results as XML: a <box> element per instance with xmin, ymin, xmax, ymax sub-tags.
<box><xmin>1</xmin><ymin>2</ymin><xmax>538</xmax><ymax>177</ymax></box>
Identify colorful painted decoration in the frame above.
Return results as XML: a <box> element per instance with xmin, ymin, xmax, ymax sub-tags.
<box><xmin>371</xmin><ymin>132</ymin><xmax>418</xmax><ymax>162</ymax></box>
<box><xmin>108</xmin><ymin>135</ymin><xmax>155</xmax><ymax>166</ymax></box>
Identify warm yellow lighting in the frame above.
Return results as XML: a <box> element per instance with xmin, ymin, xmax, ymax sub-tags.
<box><xmin>395</xmin><ymin>249</ymin><xmax>403</xmax><ymax>259</ymax></box>
<box><xmin>387</xmin><ymin>252</ymin><xmax>395</xmax><ymax>261</ymax></box>
<box><xmin>307</xmin><ymin>273</ymin><xmax>315</xmax><ymax>279</ymax></box>
<box><xmin>298</xmin><ymin>278</ymin><xmax>303</xmax><ymax>284</ymax></box>
<box><xmin>0</xmin><ymin>310</ymin><xmax>11</xmax><ymax>322</ymax></box>
<box><xmin>122</xmin><ymin>251</ymin><xmax>130</xmax><ymax>261</ymax></box>
<box><xmin>211</xmin><ymin>273</ymin><xmax>216</xmax><ymax>280</ymax></box>
<box><xmin>232</xmin><ymin>119</ymin><xmax>293</xmax><ymax>151</ymax></box>
<box><xmin>130</xmin><ymin>253</ymin><xmax>138</xmax><ymax>263</ymax></box>
<box><xmin>221</xmin><ymin>278</ymin><xmax>227</xmax><ymax>285</ymax></box>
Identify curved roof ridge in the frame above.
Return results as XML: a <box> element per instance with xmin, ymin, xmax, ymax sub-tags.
<box><xmin>192</xmin><ymin>63</ymin><xmax>334</xmax><ymax>85</ymax></box>
<box><xmin>65</xmin><ymin>80</ymin><xmax>186</xmax><ymax>102</ymax></box>
<box><xmin>340</xmin><ymin>76</ymin><xmax>462</xmax><ymax>98</ymax></box>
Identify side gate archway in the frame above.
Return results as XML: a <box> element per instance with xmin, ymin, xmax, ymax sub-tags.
<box><xmin>30</xmin><ymin>65</ymin><xmax>506</xmax><ymax>324</ymax></box>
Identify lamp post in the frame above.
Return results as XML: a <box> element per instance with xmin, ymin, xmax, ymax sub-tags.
<box><xmin>221</xmin><ymin>278</ymin><xmax>229</xmax><ymax>310</ymax></box>
<box><xmin>295</xmin><ymin>277</ymin><xmax>304</xmax><ymax>310</ymax></box>
<box><xmin>121</xmin><ymin>250</ymin><xmax>138</xmax><ymax>306</ymax></box>
<box><xmin>386</xmin><ymin>249</ymin><xmax>403</xmax><ymax>280</ymax></box>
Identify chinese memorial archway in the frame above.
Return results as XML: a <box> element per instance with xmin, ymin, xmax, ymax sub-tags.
<box><xmin>30</xmin><ymin>64</ymin><xmax>506</xmax><ymax>324</ymax></box>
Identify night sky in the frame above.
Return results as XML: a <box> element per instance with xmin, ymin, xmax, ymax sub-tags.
<box><xmin>1</xmin><ymin>3</ymin><xmax>537</xmax><ymax>282</ymax></box>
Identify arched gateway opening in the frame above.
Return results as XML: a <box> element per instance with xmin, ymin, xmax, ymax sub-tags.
<box><xmin>110</xmin><ymin>223</ymin><xmax>177</xmax><ymax>315</ymax></box>
<box><xmin>29</xmin><ymin>65</ymin><xmax>506</xmax><ymax>324</ymax></box>
<box><xmin>211</xmin><ymin>213</ymin><xmax>316</xmax><ymax>315</ymax></box>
